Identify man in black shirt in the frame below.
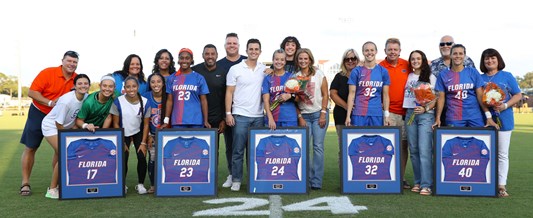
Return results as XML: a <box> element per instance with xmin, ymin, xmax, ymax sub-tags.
<box><xmin>193</xmin><ymin>44</ymin><xmax>233</xmax><ymax>188</ymax></box>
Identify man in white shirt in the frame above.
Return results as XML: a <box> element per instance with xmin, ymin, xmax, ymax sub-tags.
<box><xmin>225</xmin><ymin>38</ymin><xmax>266</xmax><ymax>191</ymax></box>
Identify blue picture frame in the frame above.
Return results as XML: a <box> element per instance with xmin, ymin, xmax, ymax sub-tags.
<box><xmin>248</xmin><ymin>127</ymin><xmax>308</xmax><ymax>194</ymax></box>
<box><xmin>58</xmin><ymin>128</ymin><xmax>125</xmax><ymax>200</ymax></box>
<box><xmin>341</xmin><ymin>126</ymin><xmax>402</xmax><ymax>194</ymax></box>
<box><xmin>434</xmin><ymin>127</ymin><xmax>498</xmax><ymax>197</ymax></box>
<box><xmin>155</xmin><ymin>128</ymin><xmax>218</xmax><ymax>197</ymax></box>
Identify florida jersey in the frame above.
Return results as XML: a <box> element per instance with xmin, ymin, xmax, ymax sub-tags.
<box><xmin>163</xmin><ymin>137</ymin><xmax>210</xmax><ymax>183</ymax></box>
<box><xmin>442</xmin><ymin>137</ymin><xmax>490</xmax><ymax>183</ymax></box>
<box><xmin>435</xmin><ymin>67</ymin><xmax>484</xmax><ymax>122</ymax></box>
<box><xmin>143</xmin><ymin>91</ymin><xmax>162</xmax><ymax>134</ymax></box>
<box><xmin>66</xmin><ymin>138</ymin><xmax>118</xmax><ymax>185</ymax></box>
<box><xmin>255</xmin><ymin>135</ymin><xmax>301</xmax><ymax>181</ymax></box>
<box><xmin>166</xmin><ymin>71</ymin><xmax>209</xmax><ymax>125</ymax></box>
<box><xmin>348</xmin><ymin>135</ymin><xmax>394</xmax><ymax>180</ymax></box>
<box><xmin>348</xmin><ymin>65</ymin><xmax>391</xmax><ymax>116</ymax></box>
<box><xmin>261</xmin><ymin>72</ymin><xmax>298</xmax><ymax>122</ymax></box>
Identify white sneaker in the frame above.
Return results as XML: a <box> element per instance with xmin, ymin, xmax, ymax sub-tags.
<box><xmin>125</xmin><ymin>186</ymin><xmax>128</xmax><ymax>194</ymax></box>
<box><xmin>222</xmin><ymin>175</ymin><xmax>233</xmax><ymax>188</ymax></box>
<box><xmin>45</xmin><ymin>187</ymin><xmax>58</xmax><ymax>199</ymax></box>
<box><xmin>230</xmin><ymin>182</ymin><xmax>241</xmax><ymax>191</ymax></box>
<box><xmin>136</xmin><ymin>184</ymin><xmax>147</xmax><ymax>194</ymax></box>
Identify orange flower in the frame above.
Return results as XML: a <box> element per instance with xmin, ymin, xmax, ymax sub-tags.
<box><xmin>482</xmin><ymin>82</ymin><xmax>506</xmax><ymax>107</ymax></box>
<box><xmin>407</xmin><ymin>82</ymin><xmax>437</xmax><ymax>125</ymax></box>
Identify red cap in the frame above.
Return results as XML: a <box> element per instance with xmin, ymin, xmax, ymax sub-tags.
<box><xmin>179</xmin><ymin>48</ymin><xmax>193</xmax><ymax>56</ymax></box>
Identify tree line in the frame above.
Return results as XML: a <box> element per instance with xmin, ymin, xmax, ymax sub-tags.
<box><xmin>1</xmin><ymin>71</ymin><xmax>533</xmax><ymax>97</ymax></box>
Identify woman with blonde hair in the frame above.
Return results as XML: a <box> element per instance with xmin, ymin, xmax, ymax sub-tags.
<box><xmin>294</xmin><ymin>48</ymin><xmax>329</xmax><ymax>190</ymax></box>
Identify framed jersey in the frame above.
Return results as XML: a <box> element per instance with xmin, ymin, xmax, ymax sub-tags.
<box><xmin>58</xmin><ymin>129</ymin><xmax>125</xmax><ymax>200</ymax></box>
<box><xmin>155</xmin><ymin>128</ymin><xmax>218</xmax><ymax>197</ymax></box>
<box><xmin>435</xmin><ymin>127</ymin><xmax>498</xmax><ymax>197</ymax></box>
<box><xmin>248</xmin><ymin>127</ymin><xmax>308</xmax><ymax>194</ymax></box>
<box><xmin>341</xmin><ymin>126</ymin><xmax>402</xmax><ymax>194</ymax></box>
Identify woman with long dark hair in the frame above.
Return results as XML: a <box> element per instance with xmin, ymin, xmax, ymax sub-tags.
<box><xmin>152</xmin><ymin>49</ymin><xmax>176</xmax><ymax>77</ymax></box>
<box><xmin>110</xmin><ymin>76</ymin><xmax>149</xmax><ymax>194</ymax></box>
<box><xmin>403</xmin><ymin>50</ymin><xmax>436</xmax><ymax>196</ymax></box>
<box><xmin>141</xmin><ymin>73</ymin><xmax>167</xmax><ymax>194</ymax></box>
<box><xmin>112</xmin><ymin>54</ymin><xmax>148</xmax><ymax>95</ymax></box>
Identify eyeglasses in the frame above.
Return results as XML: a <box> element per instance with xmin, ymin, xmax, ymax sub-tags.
<box><xmin>344</xmin><ymin>57</ymin><xmax>358</xmax><ymax>62</ymax></box>
<box><xmin>439</xmin><ymin>42</ymin><xmax>453</xmax><ymax>47</ymax></box>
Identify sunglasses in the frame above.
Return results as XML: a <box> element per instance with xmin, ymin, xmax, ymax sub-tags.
<box><xmin>344</xmin><ymin>57</ymin><xmax>358</xmax><ymax>62</ymax></box>
<box><xmin>439</xmin><ymin>42</ymin><xmax>453</xmax><ymax>47</ymax></box>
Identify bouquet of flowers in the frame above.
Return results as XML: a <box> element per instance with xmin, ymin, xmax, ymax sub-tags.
<box><xmin>482</xmin><ymin>82</ymin><xmax>506</xmax><ymax>126</ymax></box>
<box><xmin>407</xmin><ymin>82</ymin><xmax>437</xmax><ymax>125</ymax></box>
<box><xmin>269</xmin><ymin>75</ymin><xmax>310</xmax><ymax>111</ymax></box>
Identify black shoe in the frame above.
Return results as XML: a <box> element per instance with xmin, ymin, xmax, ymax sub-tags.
<box><xmin>311</xmin><ymin>187</ymin><xmax>321</xmax><ymax>190</ymax></box>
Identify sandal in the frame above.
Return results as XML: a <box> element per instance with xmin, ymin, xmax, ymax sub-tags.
<box><xmin>420</xmin><ymin>187</ymin><xmax>432</xmax><ymax>196</ymax></box>
<box><xmin>411</xmin><ymin>184</ymin><xmax>421</xmax><ymax>193</ymax></box>
<box><xmin>498</xmin><ymin>189</ymin><xmax>509</xmax><ymax>197</ymax></box>
<box><xmin>147</xmin><ymin>186</ymin><xmax>155</xmax><ymax>194</ymax></box>
<box><xmin>20</xmin><ymin>183</ymin><xmax>31</xmax><ymax>196</ymax></box>
<box><xmin>402</xmin><ymin>181</ymin><xmax>411</xmax><ymax>189</ymax></box>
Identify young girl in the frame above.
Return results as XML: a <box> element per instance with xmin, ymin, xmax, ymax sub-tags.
<box><xmin>141</xmin><ymin>73</ymin><xmax>167</xmax><ymax>194</ymax></box>
<box><xmin>163</xmin><ymin>48</ymin><xmax>210</xmax><ymax>128</ymax></box>
<box><xmin>42</xmin><ymin>74</ymin><xmax>90</xmax><ymax>199</ymax></box>
<box><xmin>110</xmin><ymin>76</ymin><xmax>150</xmax><ymax>194</ymax></box>
<box><xmin>262</xmin><ymin>49</ymin><xmax>298</xmax><ymax>130</ymax></box>
<box><xmin>345</xmin><ymin>41</ymin><xmax>391</xmax><ymax>127</ymax></box>
<box><xmin>403</xmin><ymin>50</ymin><xmax>436</xmax><ymax>196</ymax></box>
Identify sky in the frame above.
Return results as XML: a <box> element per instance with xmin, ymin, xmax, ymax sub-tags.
<box><xmin>1</xmin><ymin>0</ymin><xmax>532</xmax><ymax>87</ymax></box>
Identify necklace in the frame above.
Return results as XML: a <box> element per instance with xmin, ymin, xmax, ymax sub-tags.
<box><xmin>486</xmin><ymin>71</ymin><xmax>498</xmax><ymax>83</ymax></box>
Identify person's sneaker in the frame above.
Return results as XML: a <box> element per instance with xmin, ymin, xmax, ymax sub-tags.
<box><xmin>136</xmin><ymin>184</ymin><xmax>147</xmax><ymax>194</ymax></box>
<box><xmin>222</xmin><ymin>175</ymin><xmax>233</xmax><ymax>188</ymax></box>
<box><xmin>45</xmin><ymin>187</ymin><xmax>59</xmax><ymax>199</ymax></box>
<box><xmin>230</xmin><ymin>182</ymin><xmax>241</xmax><ymax>191</ymax></box>
<box><xmin>125</xmin><ymin>186</ymin><xmax>128</xmax><ymax>194</ymax></box>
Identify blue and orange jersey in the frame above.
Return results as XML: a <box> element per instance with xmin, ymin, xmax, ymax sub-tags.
<box><xmin>348</xmin><ymin>65</ymin><xmax>390</xmax><ymax>116</ymax></box>
<box><xmin>435</xmin><ymin>67</ymin><xmax>484</xmax><ymax>122</ymax></box>
<box><xmin>261</xmin><ymin>72</ymin><xmax>298</xmax><ymax>122</ymax></box>
<box><xmin>66</xmin><ymin>138</ymin><xmax>118</xmax><ymax>185</ymax></box>
<box><xmin>442</xmin><ymin>137</ymin><xmax>490</xmax><ymax>183</ymax></box>
<box><xmin>166</xmin><ymin>71</ymin><xmax>209</xmax><ymax>125</ymax></box>
<box><xmin>348</xmin><ymin>135</ymin><xmax>394</xmax><ymax>181</ymax></box>
<box><xmin>162</xmin><ymin>137</ymin><xmax>210</xmax><ymax>183</ymax></box>
<box><xmin>255</xmin><ymin>135</ymin><xmax>301</xmax><ymax>181</ymax></box>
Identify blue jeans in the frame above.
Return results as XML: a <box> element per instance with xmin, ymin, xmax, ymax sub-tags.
<box><xmin>231</xmin><ymin>115</ymin><xmax>264</xmax><ymax>182</ymax></box>
<box><xmin>405</xmin><ymin>109</ymin><xmax>434</xmax><ymax>188</ymax></box>
<box><xmin>302</xmin><ymin>110</ymin><xmax>329</xmax><ymax>188</ymax></box>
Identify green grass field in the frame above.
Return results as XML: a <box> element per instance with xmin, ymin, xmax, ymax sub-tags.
<box><xmin>1</xmin><ymin>113</ymin><xmax>533</xmax><ymax>217</ymax></box>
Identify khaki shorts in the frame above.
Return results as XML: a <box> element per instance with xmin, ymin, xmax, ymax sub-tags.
<box><xmin>389</xmin><ymin>112</ymin><xmax>407</xmax><ymax>141</ymax></box>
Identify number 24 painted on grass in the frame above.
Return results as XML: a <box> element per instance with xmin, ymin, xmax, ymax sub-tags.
<box><xmin>193</xmin><ymin>197</ymin><xmax>367</xmax><ymax>216</ymax></box>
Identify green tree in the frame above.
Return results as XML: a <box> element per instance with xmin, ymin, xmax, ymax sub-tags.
<box><xmin>0</xmin><ymin>72</ymin><xmax>27</xmax><ymax>97</ymax></box>
<box><xmin>519</xmin><ymin>72</ymin><xmax>533</xmax><ymax>89</ymax></box>
<box><xmin>89</xmin><ymin>82</ymin><xmax>100</xmax><ymax>93</ymax></box>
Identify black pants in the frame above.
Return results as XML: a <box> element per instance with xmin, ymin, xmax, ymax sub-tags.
<box><xmin>124</xmin><ymin>131</ymin><xmax>147</xmax><ymax>184</ymax></box>
<box><xmin>147</xmin><ymin>134</ymin><xmax>155</xmax><ymax>186</ymax></box>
